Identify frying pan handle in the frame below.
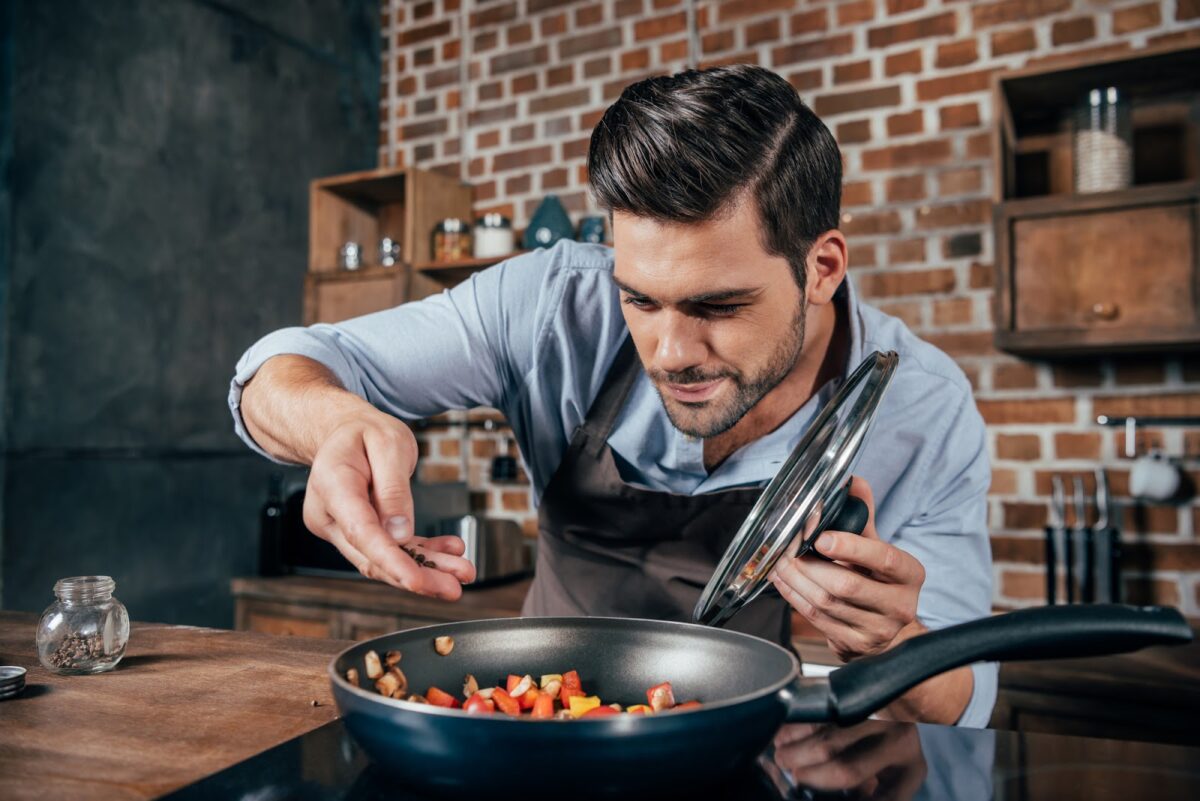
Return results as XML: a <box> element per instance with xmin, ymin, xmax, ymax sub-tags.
<box><xmin>811</xmin><ymin>604</ymin><xmax>1192</xmax><ymax>724</ymax></box>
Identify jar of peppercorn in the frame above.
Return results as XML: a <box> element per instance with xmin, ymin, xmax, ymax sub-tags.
<box><xmin>36</xmin><ymin>576</ymin><xmax>130</xmax><ymax>675</ymax></box>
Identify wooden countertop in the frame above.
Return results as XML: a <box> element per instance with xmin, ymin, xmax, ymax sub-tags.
<box><xmin>0</xmin><ymin>611</ymin><xmax>351</xmax><ymax>801</ymax></box>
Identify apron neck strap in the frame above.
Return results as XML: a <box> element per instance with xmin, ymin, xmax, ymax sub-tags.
<box><xmin>581</xmin><ymin>335</ymin><xmax>641</xmax><ymax>455</ymax></box>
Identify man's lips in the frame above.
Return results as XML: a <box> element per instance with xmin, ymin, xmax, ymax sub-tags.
<box><xmin>663</xmin><ymin>378</ymin><xmax>724</xmax><ymax>403</ymax></box>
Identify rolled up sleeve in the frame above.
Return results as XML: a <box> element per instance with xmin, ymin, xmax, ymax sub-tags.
<box><xmin>228</xmin><ymin>247</ymin><xmax>558</xmax><ymax>461</ymax></box>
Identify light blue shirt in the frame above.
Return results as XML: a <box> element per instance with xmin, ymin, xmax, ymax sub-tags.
<box><xmin>229</xmin><ymin>239</ymin><xmax>997</xmax><ymax>727</ymax></box>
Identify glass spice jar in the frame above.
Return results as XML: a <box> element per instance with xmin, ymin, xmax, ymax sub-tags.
<box><xmin>36</xmin><ymin>576</ymin><xmax>130</xmax><ymax>675</ymax></box>
<box><xmin>431</xmin><ymin>218</ymin><xmax>471</xmax><ymax>262</ymax></box>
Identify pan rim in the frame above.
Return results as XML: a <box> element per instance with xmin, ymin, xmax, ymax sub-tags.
<box><xmin>328</xmin><ymin>615</ymin><xmax>802</xmax><ymax>723</ymax></box>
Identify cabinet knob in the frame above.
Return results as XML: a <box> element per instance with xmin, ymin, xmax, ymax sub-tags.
<box><xmin>1088</xmin><ymin>302</ymin><xmax>1120</xmax><ymax>321</ymax></box>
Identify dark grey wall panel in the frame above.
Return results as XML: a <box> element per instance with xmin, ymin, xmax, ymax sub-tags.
<box><xmin>8</xmin><ymin>0</ymin><xmax>378</xmax><ymax>450</ymax></box>
<box><xmin>2</xmin><ymin>0</ymin><xmax>379</xmax><ymax>625</ymax></box>
<box><xmin>2</xmin><ymin>456</ymin><xmax>310</xmax><ymax>624</ymax></box>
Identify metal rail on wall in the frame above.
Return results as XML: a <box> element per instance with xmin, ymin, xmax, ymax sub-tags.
<box><xmin>1095</xmin><ymin>415</ymin><xmax>1200</xmax><ymax>458</ymax></box>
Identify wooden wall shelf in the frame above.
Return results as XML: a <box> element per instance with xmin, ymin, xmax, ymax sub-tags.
<box><xmin>991</xmin><ymin>44</ymin><xmax>1200</xmax><ymax>357</ymax></box>
<box><xmin>305</xmin><ymin>166</ymin><xmax>473</xmax><ymax>324</ymax></box>
<box><xmin>414</xmin><ymin>251</ymin><xmax>529</xmax><ymax>287</ymax></box>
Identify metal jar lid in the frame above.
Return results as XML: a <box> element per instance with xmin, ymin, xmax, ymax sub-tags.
<box><xmin>0</xmin><ymin>665</ymin><xmax>27</xmax><ymax>700</ymax></box>
<box><xmin>694</xmin><ymin>350</ymin><xmax>900</xmax><ymax>628</ymax></box>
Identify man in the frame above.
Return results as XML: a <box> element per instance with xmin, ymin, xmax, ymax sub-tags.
<box><xmin>230</xmin><ymin>65</ymin><xmax>995</xmax><ymax>727</ymax></box>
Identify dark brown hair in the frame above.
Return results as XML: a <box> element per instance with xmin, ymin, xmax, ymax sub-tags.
<box><xmin>588</xmin><ymin>64</ymin><xmax>842</xmax><ymax>289</ymax></box>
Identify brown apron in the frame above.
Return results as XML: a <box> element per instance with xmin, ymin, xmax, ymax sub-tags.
<box><xmin>522</xmin><ymin>336</ymin><xmax>794</xmax><ymax>647</ymax></box>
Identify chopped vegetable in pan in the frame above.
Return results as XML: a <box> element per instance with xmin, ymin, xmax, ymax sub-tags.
<box><xmin>349</xmin><ymin>649</ymin><xmax>701</xmax><ymax>719</ymax></box>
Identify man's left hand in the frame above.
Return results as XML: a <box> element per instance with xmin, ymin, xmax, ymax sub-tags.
<box><xmin>769</xmin><ymin>476</ymin><xmax>925</xmax><ymax>662</ymax></box>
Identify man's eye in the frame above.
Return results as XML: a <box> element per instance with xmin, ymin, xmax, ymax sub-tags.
<box><xmin>701</xmin><ymin>303</ymin><xmax>743</xmax><ymax>316</ymax></box>
<box><xmin>623</xmin><ymin>296</ymin><xmax>655</xmax><ymax>310</ymax></box>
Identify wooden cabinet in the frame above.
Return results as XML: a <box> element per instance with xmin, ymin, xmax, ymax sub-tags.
<box><xmin>303</xmin><ymin>167</ymin><xmax>525</xmax><ymax>324</ymax></box>
<box><xmin>232</xmin><ymin>575</ymin><xmax>530</xmax><ymax>641</ymax></box>
<box><xmin>994</xmin><ymin>182</ymin><xmax>1200</xmax><ymax>354</ymax></box>
<box><xmin>992</xmin><ymin>44</ymin><xmax>1200</xmax><ymax>356</ymax></box>
<box><xmin>991</xmin><ymin>635</ymin><xmax>1200</xmax><ymax>747</ymax></box>
<box><xmin>304</xmin><ymin>166</ymin><xmax>473</xmax><ymax>323</ymax></box>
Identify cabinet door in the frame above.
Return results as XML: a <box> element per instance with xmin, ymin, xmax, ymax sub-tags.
<box><xmin>334</xmin><ymin>610</ymin><xmax>405</xmax><ymax>641</ymax></box>
<box><xmin>1013</xmin><ymin>202</ymin><xmax>1196</xmax><ymax>332</ymax></box>
<box><xmin>237</xmin><ymin>599</ymin><xmax>334</xmax><ymax>638</ymax></box>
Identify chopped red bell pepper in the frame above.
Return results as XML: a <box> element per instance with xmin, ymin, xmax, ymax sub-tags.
<box><xmin>647</xmin><ymin>681</ymin><xmax>676</xmax><ymax>712</ymax></box>
<box><xmin>505</xmin><ymin>674</ymin><xmax>522</xmax><ymax>694</ymax></box>
<box><xmin>425</xmin><ymin>686</ymin><xmax>462</xmax><ymax>709</ymax></box>
<box><xmin>562</xmin><ymin>670</ymin><xmax>582</xmax><ymax>692</ymax></box>
<box><xmin>675</xmin><ymin>700</ymin><xmax>701</xmax><ymax>710</ymax></box>
<box><xmin>464</xmin><ymin>692</ymin><xmax>495</xmax><ymax>714</ymax></box>
<box><xmin>492</xmin><ymin>687</ymin><xmax>521</xmax><ymax>716</ymax></box>
<box><xmin>519</xmin><ymin>687</ymin><xmax>540</xmax><ymax>710</ymax></box>
<box><xmin>582</xmin><ymin>705</ymin><xmax>620</xmax><ymax>718</ymax></box>
<box><xmin>531</xmin><ymin>690</ymin><xmax>555</xmax><ymax>719</ymax></box>
<box><xmin>560</xmin><ymin>685</ymin><xmax>585</xmax><ymax>708</ymax></box>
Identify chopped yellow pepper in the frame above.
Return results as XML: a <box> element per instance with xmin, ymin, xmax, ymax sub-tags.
<box><xmin>626</xmin><ymin>704</ymin><xmax>653</xmax><ymax>715</ymax></box>
<box><xmin>568</xmin><ymin>694</ymin><xmax>601</xmax><ymax>718</ymax></box>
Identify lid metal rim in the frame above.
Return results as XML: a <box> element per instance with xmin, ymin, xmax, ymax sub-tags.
<box><xmin>694</xmin><ymin>351</ymin><xmax>900</xmax><ymax>625</ymax></box>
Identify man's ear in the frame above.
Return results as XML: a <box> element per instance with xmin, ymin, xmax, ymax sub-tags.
<box><xmin>805</xmin><ymin>229</ymin><xmax>849</xmax><ymax>306</ymax></box>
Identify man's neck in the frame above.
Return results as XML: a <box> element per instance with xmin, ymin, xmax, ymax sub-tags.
<box><xmin>702</xmin><ymin>295</ymin><xmax>848</xmax><ymax>472</ymax></box>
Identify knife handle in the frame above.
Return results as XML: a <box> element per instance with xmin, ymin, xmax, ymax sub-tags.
<box><xmin>1044</xmin><ymin>526</ymin><xmax>1057</xmax><ymax>605</ymax></box>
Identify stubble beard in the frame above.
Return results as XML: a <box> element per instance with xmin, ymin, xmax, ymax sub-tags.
<box><xmin>649</xmin><ymin>303</ymin><xmax>807</xmax><ymax>439</ymax></box>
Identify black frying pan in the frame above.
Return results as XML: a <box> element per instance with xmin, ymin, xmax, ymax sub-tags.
<box><xmin>330</xmin><ymin>605</ymin><xmax>1191</xmax><ymax>799</ymax></box>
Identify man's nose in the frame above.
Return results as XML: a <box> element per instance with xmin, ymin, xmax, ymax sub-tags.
<box><xmin>654</xmin><ymin>312</ymin><xmax>707</xmax><ymax>376</ymax></box>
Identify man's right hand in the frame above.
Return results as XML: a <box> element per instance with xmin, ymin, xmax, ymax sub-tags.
<box><xmin>302</xmin><ymin>411</ymin><xmax>476</xmax><ymax>600</ymax></box>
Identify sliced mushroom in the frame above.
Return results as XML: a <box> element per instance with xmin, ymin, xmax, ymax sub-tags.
<box><xmin>476</xmin><ymin>686</ymin><xmax>495</xmax><ymax>700</ymax></box>
<box><xmin>406</xmin><ymin>694</ymin><xmax>429</xmax><ymax>705</ymax></box>
<box><xmin>384</xmin><ymin>650</ymin><xmax>402</xmax><ymax>667</ymax></box>
<box><xmin>364</xmin><ymin>650</ymin><xmax>383</xmax><ymax>680</ymax></box>
<box><xmin>388</xmin><ymin>666</ymin><xmax>408</xmax><ymax>695</ymax></box>
<box><xmin>554</xmin><ymin>708</ymin><xmax>574</xmax><ymax>720</ymax></box>
<box><xmin>541</xmin><ymin>678</ymin><xmax>562</xmax><ymax>697</ymax></box>
<box><xmin>392</xmin><ymin>689</ymin><xmax>408</xmax><ymax>701</ymax></box>
<box><xmin>434</xmin><ymin>636</ymin><xmax>454</xmax><ymax>656</ymax></box>
<box><xmin>608</xmin><ymin>703</ymin><xmax>623</xmax><ymax>712</ymax></box>
<box><xmin>463</xmin><ymin>673</ymin><xmax>479</xmax><ymax>698</ymax></box>
<box><xmin>375</xmin><ymin>671</ymin><xmax>401</xmax><ymax>697</ymax></box>
<box><xmin>509</xmin><ymin>674</ymin><xmax>534</xmax><ymax>698</ymax></box>
<box><xmin>345</xmin><ymin>668</ymin><xmax>360</xmax><ymax>687</ymax></box>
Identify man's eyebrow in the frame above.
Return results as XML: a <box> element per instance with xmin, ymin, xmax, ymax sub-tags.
<box><xmin>612</xmin><ymin>278</ymin><xmax>761</xmax><ymax>304</ymax></box>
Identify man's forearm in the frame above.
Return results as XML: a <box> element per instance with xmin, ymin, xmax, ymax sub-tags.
<box><xmin>873</xmin><ymin>620</ymin><xmax>974</xmax><ymax>725</ymax></box>
<box><xmin>240</xmin><ymin>354</ymin><xmax>376</xmax><ymax>464</ymax></box>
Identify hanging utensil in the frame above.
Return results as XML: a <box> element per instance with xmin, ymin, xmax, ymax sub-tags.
<box><xmin>694</xmin><ymin>351</ymin><xmax>898</xmax><ymax>628</ymax></box>
<box><xmin>1093</xmin><ymin>467</ymin><xmax>1121</xmax><ymax>603</ymax></box>
<box><xmin>1046</xmin><ymin>475</ymin><xmax>1066</xmax><ymax>604</ymax></box>
<box><xmin>1074</xmin><ymin>475</ymin><xmax>1095</xmax><ymax>604</ymax></box>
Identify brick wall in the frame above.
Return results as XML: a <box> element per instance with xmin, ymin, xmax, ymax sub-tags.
<box><xmin>380</xmin><ymin>0</ymin><xmax>1200</xmax><ymax>617</ymax></box>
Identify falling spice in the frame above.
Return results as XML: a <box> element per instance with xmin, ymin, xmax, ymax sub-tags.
<box><xmin>49</xmin><ymin>633</ymin><xmax>105</xmax><ymax>669</ymax></box>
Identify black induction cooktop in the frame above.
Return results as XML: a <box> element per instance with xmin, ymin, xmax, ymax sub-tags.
<box><xmin>161</xmin><ymin>717</ymin><xmax>1200</xmax><ymax>801</ymax></box>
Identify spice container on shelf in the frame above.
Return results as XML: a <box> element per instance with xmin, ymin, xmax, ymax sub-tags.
<box><xmin>472</xmin><ymin>213</ymin><xmax>514</xmax><ymax>259</ymax></box>
<box><xmin>36</xmin><ymin>576</ymin><xmax>130</xmax><ymax>675</ymax></box>
<box><xmin>379</xmin><ymin>237</ymin><xmax>401</xmax><ymax>267</ymax></box>
<box><xmin>1073</xmin><ymin>86</ymin><xmax>1132</xmax><ymax>194</ymax></box>
<box><xmin>339</xmin><ymin>241</ymin><xmax>363</xmax><ymax>271</ymax></box>
<box><xmin>431</xmin><ymin>218</ymin><xmax>471</xmax><ymax>262</ymax></box>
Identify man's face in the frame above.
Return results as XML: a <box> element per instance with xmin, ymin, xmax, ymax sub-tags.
<box><xmin>612</xmin><ymin>198</ymin><xmax>807</xmax><ymax>439</ymax></box>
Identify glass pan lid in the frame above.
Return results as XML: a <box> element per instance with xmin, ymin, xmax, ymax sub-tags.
<box><xmin>693</xmin><ymin>350</ymin><xmax>899</xmax><ymax>628</ymax></box>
